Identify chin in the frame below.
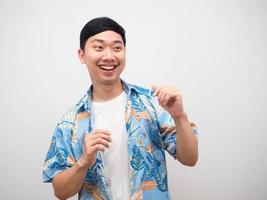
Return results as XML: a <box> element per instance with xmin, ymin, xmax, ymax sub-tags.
<box><xmin>100</xmin><ymin>77</ymin><xmax>121</xmax><ymax>85</ymax></box>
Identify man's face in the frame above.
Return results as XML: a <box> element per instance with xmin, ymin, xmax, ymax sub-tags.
<box><xmin>78</xmin><ymin>30</ymin><xmax>126</xmax><ymax>86</ymax></box>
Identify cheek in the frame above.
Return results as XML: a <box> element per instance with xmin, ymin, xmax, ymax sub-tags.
<box><xmin>117</xmin><ymin>53</ymin><xmax>126</xmax><ymax>64</ymax></box>
<box><xmin>85</xmin><ymin>51</ymin><xmax>102</xmax><ymax>64</ymax></box>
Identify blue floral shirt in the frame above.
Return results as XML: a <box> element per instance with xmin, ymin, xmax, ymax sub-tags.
<box><xmin>42</xmin><ymin>81</ymin><xmax>198</xmax><ymax>200</ymax></box>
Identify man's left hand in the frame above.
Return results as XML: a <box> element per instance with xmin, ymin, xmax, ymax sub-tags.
<box><xmin>152</xmin><ymin>85</ymin><xmax>185</xmax><ymax>119</ymax></box>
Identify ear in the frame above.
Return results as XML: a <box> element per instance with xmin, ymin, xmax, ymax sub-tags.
<box><xmin>78</xmin><ymin>49</ymin><xmax>85</xmax><ymax>64</ymax></box>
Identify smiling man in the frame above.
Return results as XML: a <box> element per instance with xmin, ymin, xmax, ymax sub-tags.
<box><xmin>42</xmin><ymin>17</ymin><xmax>198</xmax><ymax>200</ymax></box>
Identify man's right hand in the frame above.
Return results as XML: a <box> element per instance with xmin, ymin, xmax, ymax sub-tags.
<box><xmin>52</xmin><ymin>129</ymin><xmax>111</xmax><ymax>199</ymax></box>
<box><xmin>79</xmin><ymin>129</ymin><xmax>112</xmax><ymax>169</ymax></box>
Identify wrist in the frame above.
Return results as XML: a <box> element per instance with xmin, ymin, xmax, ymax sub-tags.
<box><xmin>77</xmin><ymin>155</ymin><xmax>90</xmax><ymax>169</ymax></box>
<box><xmin>173</xmin><ymin>112</ymin><xmax>188</xmax><ymax>123</ymax></box>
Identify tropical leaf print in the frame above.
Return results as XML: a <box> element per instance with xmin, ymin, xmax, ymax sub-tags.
<box><xmin>72</xmin><ymin>118</ymin><xmax>78</xmax><ymax>145</ymax></box>
<box><xmin>56</xmin><ymin>147</ymin><xmax>68</xmax><ymax>166</ymax></box>
<box><xmin>60</xmin><ymin>121</ymin><xmax>74</xmax><ymax>130</ymax></box>
<box><xmin>141</xmin><ymin>180</ymin><xmax>157</xmax><ymax>191</ymax></box>
<box><xmin>45</xmin><ymin>147</ymin><xmax>68</xmax><ymax>171</ymax></box>
<box><xmin>144</xmin><ymin>153</ymin><xmax>167</xmax><ymax>192</ymax></box>
<box><xmin>130</xmin><ymin>94</ymin><xmax>146</xmax><ymax>112</ymax></box>
<box><xmin>143</xmin><ymin>154</ymin><xmax>161</xmax><ymax>181</ymax></box>
<box><xmin>84</xmin><ymin>159</ymin><xmax>102</xmax><ymax>184</ymax></box>
<box><xmin>85</xmin><ymin>169</ymin><xmax>98</xmax><ymax>185</ymax></box>
<box><xmin>62</xmin><ymin>108</ymin><xmax>76</xmax><ymax>122</ymax></box>
<box><xmin>43</xmin><ymin>158</ymin><xmax>53</xmax><ymax>171</ymax></box>
<box><xmin>45</xmin><ymin>136</ymin><xmax>56</xmax><ymax>161</ymax></box>
<box><xmin>148</xmin><ymin>128</ymin><xmax>163</xmax><ymax>149</ymax></box>
<box><xmin>155</xmin><ymin>172</ymin><xmax>168</xmax><ymax>192</ymax></box>
<box><xmin>130</xmin><ymin>145</ymin><xmax>145</xmax><ymax>170</ymax></box>
<box><xmin>129</xmin><ymin>189</ymin><xmax>143</xmax><ymax>200</ymax></box>
<box><xmin>131</xmin><ymin>109</ymin><xmax>151</xmax><ymax>121</ymax></box>
<box><xmin>160</xmin><ymin>125</ymin><xmax>176</xmax><ymax>135</ymax></box>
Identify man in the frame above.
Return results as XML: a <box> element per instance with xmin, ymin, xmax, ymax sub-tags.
<box><xmin>43</xmin><ymin>17</ymin><xmax>198</xmax><ymax>200</ymax></box>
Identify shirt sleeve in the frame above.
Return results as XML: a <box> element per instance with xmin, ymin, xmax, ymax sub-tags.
<box><xmin>151</xmin><ymin>96</ymin><xmax>199</xmax><ymax>159</ymax></box>
<box><xmin>42</xmin><ymin>125</ymin><xmax>75</xmax><ymax>182</ymax></box>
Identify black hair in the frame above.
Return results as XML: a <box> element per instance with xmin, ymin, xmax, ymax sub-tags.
<box><xmin>80</xmin><ymin>17</ymin><xmax>126</xmax><ymax>50</ymax></box>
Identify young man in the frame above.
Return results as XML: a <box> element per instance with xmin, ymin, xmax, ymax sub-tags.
<box><xmin>42</xmin><ymin>17</ymin><xmax>198</xmax><ymax>200</ymax></box>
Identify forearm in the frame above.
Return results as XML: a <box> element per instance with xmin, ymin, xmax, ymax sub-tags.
<box><xmin>52</xmin><ymin>156</ymin><xmax>89</xmax><ymax>199</ymax></box>
<box><xmin>174</xmin><ymin>113</ymin><xmax>198</xmax><ymax>166</ymax></box>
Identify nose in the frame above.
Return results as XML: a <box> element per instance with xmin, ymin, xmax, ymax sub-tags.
<box><xmin>102</xmin><ymin>48</ymin><xmax>115</xmax><ymax>62</ymax></box>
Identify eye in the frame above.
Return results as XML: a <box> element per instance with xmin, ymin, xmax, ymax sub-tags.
<box><xmin>114</xmin><ymin>46</ymin><xmax>122</xmax><ymax>52</ymax></box>
<box><xmin>94</xmin><ymin>45</ymin><xmax>104</xmax><ymax>51</ymax></box>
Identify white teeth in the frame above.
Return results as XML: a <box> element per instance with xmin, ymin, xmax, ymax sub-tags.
<box><xmin>99</xmin><ymin>65</ymin><xmax>116</xmax><ymax>71</ymax></box>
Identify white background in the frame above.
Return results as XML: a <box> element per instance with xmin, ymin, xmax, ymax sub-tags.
<box><xmin>0</xmin><ymin>0</ymin><xmax>266</xmax><ymax>199</ymax></box>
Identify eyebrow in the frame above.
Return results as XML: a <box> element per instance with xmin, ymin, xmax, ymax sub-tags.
<box><xmin>90</xmin><ymin>39</ymin><xmax>123</xmax><ymax>45</ymax></box>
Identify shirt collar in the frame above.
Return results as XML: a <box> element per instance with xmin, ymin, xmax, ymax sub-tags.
<box><xmin>83</xmin><ymin>79</ymin><xmax>134</xmax><ymax>112</ymax></box>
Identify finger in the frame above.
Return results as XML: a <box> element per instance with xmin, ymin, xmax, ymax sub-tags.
<box><xmin>85</xmin><ymin>133</ymin><xmax>112</xmax><ymax>143</ymax></box>
<box><xmin>157</xmin><ymin>91</ymin><xmax>166</xmax><ymax>105</ymax></box>
<box><xmin>92</xmin><ymin>132</ymin><xmax>112</xmax><ymax>142</ymax></box>
<box><xmin>92</xmin><ymin>129</ymin><xmax>112</xmax><ymax>135</ymax></box>
<box><xmin>91</xmin><ymin>144</ymin><xmax>106</xmax><ymax>152</ymax></box>
<box><xmin>86</xmin><ymin>129</ymin><xmax>112</xmax><ymax>139</ymax></box>
<box><xmin>163</xmin><ymin>94</ymin><xmax>171</xmax><ymax>106</ymax></box>
<box><xmin>157</xmin><ymin>86</ymin><xmax>167</xmax><ymax>96</ymax></box>
<box><xmin>151</xmin><ymin>84</ymin><xmax>157</xmax><ymax>91</ymax></box>
<box><xmin>151</xmin><ymin>85</ymin><xmax>159</xmax><ymax>96</ymax></box>
<box><xmin>88</xmin><ymin>138</ymin><xmax>110</xmax><ymax>148</ymax></box>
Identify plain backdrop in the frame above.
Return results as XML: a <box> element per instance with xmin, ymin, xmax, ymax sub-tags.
<box><xmin>0</xmin><ymin>0</ymin><xmax>266</xmax><ymax>199</ymax></box>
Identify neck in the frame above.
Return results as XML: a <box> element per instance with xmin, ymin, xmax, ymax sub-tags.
<box><xmin>92</xmin><ymin>80</ymin><xmax>123</xmax><ymax>102</ymax></box>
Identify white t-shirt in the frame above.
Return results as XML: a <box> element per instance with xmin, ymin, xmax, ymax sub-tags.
<box><xmin>91</xmin><ymin>92</ymin><xmax>130</xmax><ymax>199</ymax></box>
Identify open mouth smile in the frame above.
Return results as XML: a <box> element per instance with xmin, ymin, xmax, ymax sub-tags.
<box><xmin>98</xmin><ymin>65</ymin><xmax>117</xmax><ymax>71</ymax></box>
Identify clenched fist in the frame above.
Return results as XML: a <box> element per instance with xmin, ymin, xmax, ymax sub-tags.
<box><xmin>79</xmin><ymin>129</ymin><xmax>112</xmax><ymax>169</ymax></box>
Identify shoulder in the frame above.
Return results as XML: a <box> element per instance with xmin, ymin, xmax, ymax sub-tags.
<box><xmin>57</xmin><ymin>91</ymin><xmax>90</xmax><ymax>130</ymax></box>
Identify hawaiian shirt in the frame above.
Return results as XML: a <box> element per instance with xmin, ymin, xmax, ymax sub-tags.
<box><xmin>42</xmin><ymin>80</ymin><xmax>198</xmax><ymax>200</ymax></box>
